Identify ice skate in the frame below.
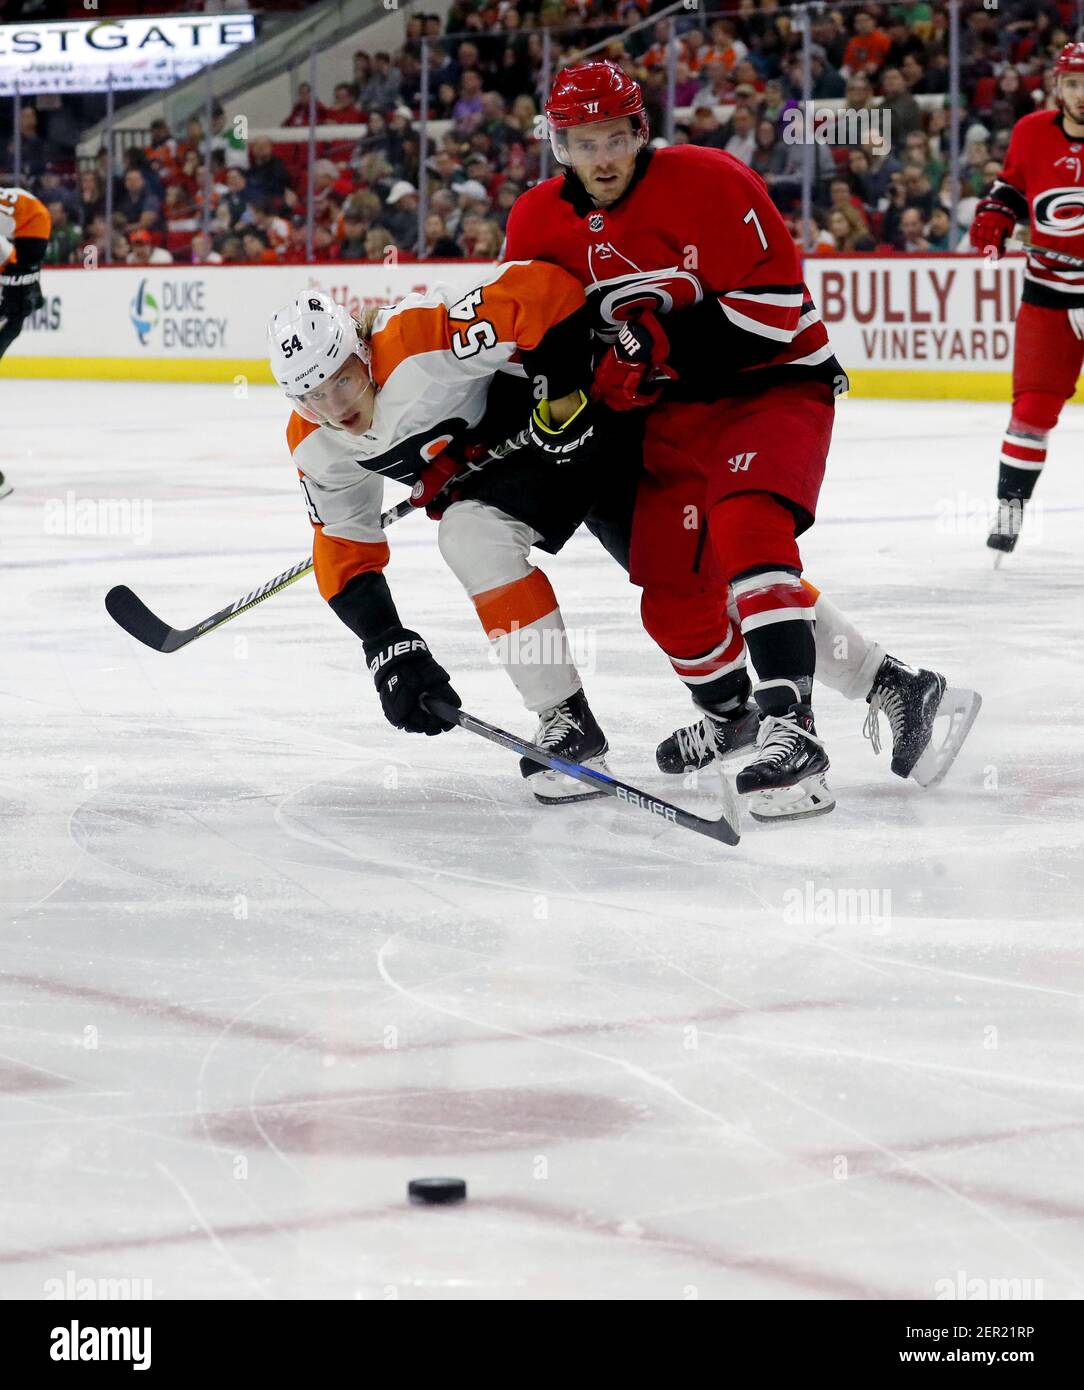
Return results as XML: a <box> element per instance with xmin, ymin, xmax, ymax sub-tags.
<box><xmin>655</xmin><ymin>704</ymin><xmax>759</xmax><ymax>774</ymax></box>
<box><xmin>987</xmin><ymin>498</ymin><xmax>1025</xmax><ymax>566</ymax></box>
<box><xmin>519</xmin><ymin>689</ymin><xmax>610</xmax><ymax>803</ymax></box>
<box><xmin>864</xmin><ymin>655</ymin><xmax>981</xmax><ymax>788</ymax></box>
<box><xmin>0</xmin><ymin>470</ymin><xmax>12</xmax><ymax>501</ymax></box>
<box><xmin>735</xmin><ymin>681</ymin><xmax>834</xmax><ymax>822</ymax></box>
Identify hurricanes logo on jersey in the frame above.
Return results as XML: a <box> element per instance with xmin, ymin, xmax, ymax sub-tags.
<box><xmin>1033</xmin><ymin>185</ymin><xmax>1084</xmax><ymax>237</ymax></box>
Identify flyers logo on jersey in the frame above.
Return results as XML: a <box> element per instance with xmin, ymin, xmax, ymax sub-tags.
<box><xmin>728</xmin><ymin>451</ymin><xmax>757</xmax><ymax>472</ymax></box>
<box><xmin>1033</xmin><ymin>186</ymin><xmax>1084</xmax><ymax>237</ymax></box>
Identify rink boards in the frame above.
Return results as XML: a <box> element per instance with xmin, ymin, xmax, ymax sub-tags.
<box><xmin>2</xmin><ymin>253</ymin><xmax>1078</xmax><ymax>402</ymax></box>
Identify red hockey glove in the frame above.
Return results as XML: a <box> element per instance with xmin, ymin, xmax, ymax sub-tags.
<box><xmin>970</xmin><ymin>197</ymin><xmax>1016</xmax><ymax>257</ymax></box>
<box><xmin>591</xmin><ymin>309</ymin><xmax>677</xmax><ymax>411</ymax></box>
<box><xmin>410</xmin><ymin>438</ymin><xmax>491</xmax><ymax>519</ymax></box>
<box><xmin>410</xmin><ymin>452</ymin><xmax>462</xmax><ymax>519</ymax></box>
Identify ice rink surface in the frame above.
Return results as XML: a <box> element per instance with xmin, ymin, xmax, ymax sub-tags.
<box><xmin>3</xmin><ymin>381</ymin><xmax>1083</xmax><ymax>1299</ymax></box>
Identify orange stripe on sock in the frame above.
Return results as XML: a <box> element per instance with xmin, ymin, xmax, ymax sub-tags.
<box><xmin>801</xmin><ymin>577</ymin><xmax>822</xmax><ymax>601</ymax></box>
<box><xmin>473</xmin><ymin>568</ymin><xmax>558</xmax><ymax>639</ymax></box>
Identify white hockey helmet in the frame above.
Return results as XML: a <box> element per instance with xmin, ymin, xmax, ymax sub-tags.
<box><xmin>267</xmin><ymin>290</ymin><xmax>371</xmax><ymax>421</ymax></box>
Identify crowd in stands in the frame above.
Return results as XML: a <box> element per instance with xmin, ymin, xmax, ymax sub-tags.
<box><xmin>1</xmin><ymin>2</ymin><xmax>1078</xmax><ymax>266</ymax></box>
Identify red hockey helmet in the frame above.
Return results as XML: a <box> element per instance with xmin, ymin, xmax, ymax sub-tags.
<box><xmin>1054</xmin><ymin>41</ymin><xmax>1084</xmax><ymax>75</ymax></box>
<box><xmin>544</xmin><ymin>61</ymin><xmax>649</xmax><ymax>165</ymax></box>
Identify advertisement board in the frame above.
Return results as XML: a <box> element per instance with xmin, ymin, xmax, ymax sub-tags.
<box><xmin>0</xmin><ymin>14</ymin><xmax>256</xmax><ymax>95</ymax></box>
<box><xmin>4</xmin><ymin>255</ymin><xmax>1080</xmax><ymax>403</ymax></box>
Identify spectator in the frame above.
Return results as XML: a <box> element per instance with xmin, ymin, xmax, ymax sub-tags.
<box><xmin>809</xmin><ymin>46</ymin><xmax>847</xmax><ymax>99</ymax></box>
<box><xmin>688</xmin><ymin>105</ymin><xmax>727</xmax><ymax>150</ymax></box>
<box><xmin>208</xmin><ymin>104</ymin><xmax>248</xmax><ymax>170</ymax></box>
<box><xmin>45</xmin><ymin>202</ymin><xmax>81</xmax><ymax>265</ymax></box>
<box><xmin>37</xmin><ymin>168</ymin><xmax>79</xmax><ymax>222</ymax></box>
<box><xmin>250</xmin><ymin>199</ymin><xmax>291</xmax><ymax>256</ymax></box>
<box><xmin>989</xmin><ymin>67</ymin><xmax>1036</xmax><ymax>131</ymax></box>
<box><xmin>285</xmin><ymin>82</ymin><xmax>327</xmax><ymax>127</ymax></box>
<box><xmin>364</xmin><ymin>227</ymin><xmax>398</xmax><ymax>262</ymax></box>
<box><xmin>79</xmin><ymin>170</ymin><xmax>106</xmax><ymax>227</ymax></box>
<box><xmin>326</xmin><ymin>83</ymin><xmax>363</xmax><ymax>125</ymax></box>
<box><xmin>359</xmin><ymin>52</ymin><xmax>401</xmax><ymax>111</ymax></box>
<box><xmin>246</xmin><ymin>138</ymin><xmax>295</xmax><ymax>209</ymax></box>
<box><xmin>338</xmin><ymin>210</ymin><xmax>369</xmax><ymax>259</ymax></box>
<box><xmin>901</xmin><ymin>130</ymin><xmax>944</xmax><ymax>187</ymax></box>
<box><xmin>469</xmin><ymin>219</ymin><xmax>503</xmax><ymax>258</ymax></box>
<box><xmin>825</xmin><ymin>204</ymin><xmax>876</xmax><ymax>252</ymax></box>
<box><xmin>242</xmin><ymin>229</ymin><xmax>278</xmax><ymax>264</ymax></box>
<box><xmin>222</xmin><ymin>168</ymin><xmax>253</xmax><ymax>228</ymax></box>
<box><xmin>163</xmin><ymin>184</ymin><xmax>198</xmax><ymax>236</ymax></box>
<box><xmin>127</xmin><ymin>229</ymin><xmax>173</xmax><ymax>266</ymax></box>
<box><xmin>880</xmin><ymin>68</ymin><xmax>922</xmax><ymax>143</ymax></box>
<box><xmin>116</xmin><ymin>169</ymin><xmax>161</xmax><ymax>233</ymax></box>
<box><xmin>798</xmin><ymin>210</ymin><xmax>836</xmax><ymax>251</ymax></box>
<box><xmin>423</xmin><ymin>211</ymin><xmax>463</xmax><ymax>258</ymax></box>
<box><xmin>846</xmin><ymin>148</ymin><xmax>879</xmax><ymax>207</ymax></box>
<box><xmin>219</xmin><ymin>234</ymin><xmax>244</xmax><ymax>264</ymax></box>
<box><xmin>382</xmin><ymin>180</ymin><xmax>419</xmax><ymax>247</ymax></box>
<box><xmin>491</xmin><ymin>180</ymin><xmax>521</xmax><ymax>231</ymax></box>
<box><xmin>189</xmin><ymin>231</ymin><xmax>222</xmax><ymax>265</ymax></box>
<box><xmin>453</xmin><ymin>70</ymin><xmax>485</xmax><ymax>132</ymax></box>
<box><xmin>896</xmin><ymin>205</ymin><xmax>931</xmax><ymax>252</ymax></box>
<box><xmin>751</xmin><ymin>120</ymin><xmax>787</xmax><ymax>182</ymax></box>
<box><xmin>723</xmin><ymin>107</ymin><xmax>757</xmax><ymax>166</ymax></box>
<box><xmin>925</xmin><ymin>206</ymin><xmax>954</xmax><ymax>251</ymax></box>
<box><xmin>843</xmin><ymin>11</ymin><xmax>892</xmax><ymax>77</ymax></box>
<box><xmin>144</xmin><ymin>118</ymin><xmax>178</xmax><ymax>178</ymax></box>
<box><xmin>5</xmin><ymin>106</ymin><xmax>52</xmax><ymax>176</ymax></box>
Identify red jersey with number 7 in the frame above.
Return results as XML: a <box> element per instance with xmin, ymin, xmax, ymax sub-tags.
<box><xmin>503</xmin><ymin>144</ymin><xmax>845</xmax><ymax>400</ymax></box>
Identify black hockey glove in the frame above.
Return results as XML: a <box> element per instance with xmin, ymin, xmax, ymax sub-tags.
<box><xmin>363</xmin><ymin>627</ymin><xmax>462</xmax><ymax>735</ymax></box>
<box><xmin>0</xmin><ymin>269</ymin><xmax>44</xmax><ymax>323</ymax></box>
<box><xmin>527</xmin><ymin>390</ymin><xmax>598</xmax><ymax>464</ymax></box>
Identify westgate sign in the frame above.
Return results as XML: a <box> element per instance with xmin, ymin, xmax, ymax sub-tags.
<box><xmin>0</xmin><ymin>14</ymin><xmax>256</xmax><ymax>94</ymax></box>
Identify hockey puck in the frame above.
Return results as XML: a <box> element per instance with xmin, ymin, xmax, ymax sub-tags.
<box><xmin>408</xmin><ymin>1177</ymin><xmax>467</xmax><ymax>1205</ymax></box>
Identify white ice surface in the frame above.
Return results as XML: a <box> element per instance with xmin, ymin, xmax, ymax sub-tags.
<box><xmin>2</xmin><ymin>382</ymin><xmax>1083</xmax><ymax>1300</ymax></box>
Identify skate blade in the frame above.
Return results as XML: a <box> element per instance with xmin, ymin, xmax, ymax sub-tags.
<box><xmin>748</xmin><ymin>773</ymin><xmax>835</xmax><ymax>823</ymax></box>
<box><xmin>530</xmin><ymin>755</ymin><xmax>611</xmax><ymax>805</ymax></box>
<box><xmin>992</xmin><ymin>551</ymin><xmax>1004</xmax><ymax>570</ymax></box>
<box><xmin>0</xmin><ymin>478</ymin><xmax>12</xmax><ymax>502</ymax></box>
<box><xmin>909</xmin><ymin>687</ymin><xmax>982</xmax><ymax>789</ymax></box>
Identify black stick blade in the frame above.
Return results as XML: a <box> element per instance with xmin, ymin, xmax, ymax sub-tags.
<box><xmin>105</xmin><ymin>585</ymin><xmax>179</xmax><ymax>652</ymax></box>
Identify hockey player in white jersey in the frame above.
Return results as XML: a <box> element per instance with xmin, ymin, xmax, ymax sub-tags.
<box><xmin>268</xmin><ymin>265</ymin><xmax>614</xmax><ymax>803</ymax></box>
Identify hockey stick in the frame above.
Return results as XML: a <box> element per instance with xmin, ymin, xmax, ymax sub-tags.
<box><xmin>1008</xmin><ymin>228</ymin><xmax>1084</xmax><ymax>270</ymax></box>
<box><xmin>423</xmin><ymin>697</ymin><xmax>742</xmax><ymax>846</ymax></box>
<box><xmin>104</xmin><ymin>496</ymin><xmax>415</xmax><ymax>653</ymax></box>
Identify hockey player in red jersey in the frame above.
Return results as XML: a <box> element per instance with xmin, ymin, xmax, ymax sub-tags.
<box><xmin>971</xmin><ymin>40</ymin><xmax>1084</xmax><ymax>560</ymax></box>
<box><xmin>505</xmin><ymin>62</ymin><xmax>979</xmax><ymax>818</ymax></box>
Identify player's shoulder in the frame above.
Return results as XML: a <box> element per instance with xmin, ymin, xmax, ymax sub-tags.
<box><xmin>506</xmin><ymin>175</ymin><xmax>568</xmax><ymax>237</ymax></box>
<box><xmin>647</xmin><ymin>144</ymin><xmax>760</xmax><ymax>191</ymax></box>
<box><xmin>1011</xmin><ymin>108</ymin><xmax>1063</xmax><ymax>143</ymax></box>
<box><xmin>286</xmin><ymin>410</ymin><xmax>321</xmax><ymax>455</ymax></box>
